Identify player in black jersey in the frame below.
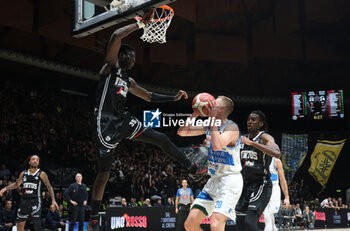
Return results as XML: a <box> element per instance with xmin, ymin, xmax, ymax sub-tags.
<box><xmin>0</xmin><ymin>155</ymin><xmax>59</xmax><ymax>231</ymax></box>
<box><xmin>235</xmin><ymin>110</ymin><xmax>281</xmax><ymax>231</ymax></box>
<box><xmin>88</xmin><ymin>10</ymin><xmax>207</xmax><ymax>231</ymax></box>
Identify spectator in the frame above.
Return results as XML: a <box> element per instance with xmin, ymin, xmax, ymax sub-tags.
<box><xmin>320</xmin><ymin>197</ymin><xmax>332</xmax><ymax>208</ymax></box>
<box><xmin>310</xmin><ymin>198</ymin><xmax>320</xmax><ymax>210</ymax></box>
<box><xmin>142</xmin><ymin>198</ymin><xmax>152</xmax><ymax>207</ymax></box>
<box><xmin>128</xmin><ymin>197</ymin><xmax>137</xmax><ymax>207</ymax></box>
<box><xmin>332</xmin><ymin>198</ymin><xmax>340</xmax><ymax>210</ymax></box>
<box><xmin>137</xmin><ymin>197</ymin><xmax>144</xmax><ymax>207</ymax></box>
<box><xmin>0</xmin><ymin>165</ymin><xmax>11</xmax><ymax>179</ymax></box>
<box><xmin>153</xmin><ymin>199</ymin><xmax>163</xmax><ymax>207</ymax></box>
<box><xmin>121</xmin><ymin>198</ymin><xmax>127</xmax><ymax>207</ymax></box>
<box><xmin>0</xmin><ymin>200</ymin><xmax>16</xmax><ymax>231</ymax></box>
<box><xmin>45</xmin><ymin>204</ymin><xmax>65</xmax><ymax>231</ymax></box>
<box><xmin>64</xmin><ymin>173</ymin><xmax>88</xmax><ymax>231</ymax></box>
<box><xmin>303</xmin><ymin>205</ymin><xmax>315</xmax><ymax>230</ymax></box>
<box><xmin>294</xmin><ymin>203</ymin><xmax>303</xmax><ymax>227</ymax></box>
<box><xmin>165</xmin><ymin>197</ymin><xmax>175</xmax><ymax>207</ymax></box>
<box><xmin>337</xmin><ymin>197</ymin><xmax>347</xmax><ymax>208</ymax></box>
<box><xmin>282</xmin><ymin>204</ymin><xmax>295</xmax><ymax>227</ymax></box>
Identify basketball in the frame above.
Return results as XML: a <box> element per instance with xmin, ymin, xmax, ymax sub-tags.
<box><xmin>192</xmin><ymin>93</ymin><xmax>215</xmax><ymax>117</ymax></box>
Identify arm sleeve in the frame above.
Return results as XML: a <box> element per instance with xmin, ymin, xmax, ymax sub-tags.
<box><xmin>150</xmin><ymin>92</ymin><xmax>176</xmax><ymax>103</ymax></box>
<box><xmin>176</xmin><ymin>189</ymin><xmax>180</xmax><ymax>197</ymax></box>
<box><xmin>190</xmin><ymin>188</ymin><xmax>193</xmax><ymax>196</ymax></box>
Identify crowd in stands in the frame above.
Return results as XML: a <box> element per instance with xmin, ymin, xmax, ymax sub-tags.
<box><xmin>0</xmin><ymin>78</ymin><xmax>207</xmax><ymax>220</ymax></box>
<box><xmin>1</xmin><ymin>77</ymin><xmax>349</xmax><ymax>231</ymax></box>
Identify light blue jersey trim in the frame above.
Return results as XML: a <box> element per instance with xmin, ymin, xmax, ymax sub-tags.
<box><xmin>197</xmin><ymin>191</ymin><xmax>214</xmax><ymax>201</ymax></box>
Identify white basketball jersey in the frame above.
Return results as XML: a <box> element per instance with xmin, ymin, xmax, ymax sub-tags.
<box><xmin>205</xmin><ymin>120</ymin><xmax>242</xmax><ymax>177</ymax></box>
<box><xmin>270</xmin><ymin>157</ymin><xmax>279</xmax><ymax>185</ymax></box>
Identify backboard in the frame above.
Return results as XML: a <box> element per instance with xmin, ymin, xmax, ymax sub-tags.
<box><xmin>72</xmin><ymin>0</ymin><xmax>176</xmax><ymax>38</ymax></box>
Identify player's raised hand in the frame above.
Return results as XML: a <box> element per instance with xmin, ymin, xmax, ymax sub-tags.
<box><xmin>206</xmin><ymin>99</ymin><xmax>218</xmax><ymax>118</ymax></box>
<box><xmin>174</xmin><ymin>90</ymin><xmax>188</xmax><ymax>101</ymax></box>
<box><xmin>141</xmin><ymin>9</ymin><xmax>156</xmax><ymax>25</ymax></box>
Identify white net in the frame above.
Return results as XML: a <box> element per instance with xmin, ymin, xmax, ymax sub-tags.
<box><xmin>138</xmin><ymin>6</ymin><xmax>174</xmax><ymax>44</ymax></box>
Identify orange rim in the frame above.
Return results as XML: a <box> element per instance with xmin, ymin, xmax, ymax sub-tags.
<box><xmin>135</xmin><ymin>5</ymin><xmax>174</xmax><ymax>22</ymax></box>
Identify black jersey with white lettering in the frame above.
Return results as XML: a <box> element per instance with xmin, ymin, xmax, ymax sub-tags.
<box><xmin>94</xmin><ymin>67</ymin><xmax>131</xmax><ymax>115</ymax></box>
<box><xmin>240</xmin><ymin>131</ymin><xmax>272</xmax><ymax>182</ymax></box>
<box><xmin>21</xmin><ymin>169</ymin><xmax>42</xmax><ymax>199</ymax></box>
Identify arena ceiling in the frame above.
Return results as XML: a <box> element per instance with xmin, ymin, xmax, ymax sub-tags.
<box><xmin>1</xmin><ymin>0</ymin><xmax>350</xmax><ymax>100</ymax></box>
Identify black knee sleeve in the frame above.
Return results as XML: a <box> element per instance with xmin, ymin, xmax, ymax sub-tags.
<box><xmin>244</xmin><ymin>210</ymin><xmax>260</xmax><ymax>231</ymax></box>
<box><xmin>235</xmin><ymin>214</ymin><xmax>246</xmax><ymax>231</ymax></box>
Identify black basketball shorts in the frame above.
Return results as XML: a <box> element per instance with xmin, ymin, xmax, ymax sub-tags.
<box><xmin>17</xmin><ymin>198</ymin><xmax>41</xmax><ymax>222</ymax></box>
<box><xmin>235</xmin><ymin>178</ymin><xmax>272</xmax><ymax>216</ymax></box>
<box><xmin>93</xmin><ymin>111</ymin><xmax>144</xmax><ymax>157</ymax></box>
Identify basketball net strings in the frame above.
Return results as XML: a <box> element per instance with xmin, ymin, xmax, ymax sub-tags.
<box><xmin>138</xmin><ymin>8</ymin><xmax>173</xmax><ymax>43</ymax></box>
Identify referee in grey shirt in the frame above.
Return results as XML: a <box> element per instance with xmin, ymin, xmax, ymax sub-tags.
<box><xmin>175</xmin><ymin>179</ymin><xmax>194</xmax><ymax>231</ymax></box>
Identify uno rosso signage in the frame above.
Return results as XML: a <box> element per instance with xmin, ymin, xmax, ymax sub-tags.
<box><xmin>107</xmin><ymin>207</ymin><xmax>350</xmax><ymax>230</ymax></box>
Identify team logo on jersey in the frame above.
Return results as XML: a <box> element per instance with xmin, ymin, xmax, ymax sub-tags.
<box><xmin>23</xmin><ymin>176</ymin><xmax>27</xmax><ymax>182</ymax></box>
<box><xmin>115</xmin><ymin>77</ymin><xmax>128</xmax><ymax>97</ymax></box>
<box><xmin>143</xmin><ymin>109</ymin><xmax>161</xmax><ymax>128</ymax></box>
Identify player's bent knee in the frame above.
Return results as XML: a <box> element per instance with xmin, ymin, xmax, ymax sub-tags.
<box><xmin>184</xmin><ymin>218</ymin><xmax>193</xmax><ymax>231</ymax></box>
<box><xmin>210</xmin><ymin>214</ymin><xmax>226</xmax><ymax>231</ymax></box>
<box><xmin>184</xmin><ymin>215</ymin><xmax>200</xmax><ymax>231</ymax></box>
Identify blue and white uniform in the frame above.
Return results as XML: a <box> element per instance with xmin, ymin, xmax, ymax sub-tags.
<box><xmin>192</xmin><ymin>120</ymin><xmax>243</xmax><ymax>221</ymax></box>
<box><xmin>264</xmin><ymin>157</ymin><xmax>281</xmax><ymax>214</ymax></box>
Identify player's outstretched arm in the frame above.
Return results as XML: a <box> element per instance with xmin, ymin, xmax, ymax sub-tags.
<box><xmin>40</xmin><ymin>171</ymin><xmax>59</xmax><ymax>210</ymax></box>
<box><xmin>99</xmin><ymin>10</ymin><xmax>155</xmax><ymax>76</ymax></box>
<box><xmin>129</xmin><ymin>78</ymin><xmax>188</xmax><ymax>102</ymax></box>
<box><xmin>177</xmin><ymin>112</ymin><xmax>206</xmax><ymax>137</ymax></box>
<box><xmin>0</xmin><ymin>171</ymin><xmax>24</xmax><ymax>197</ymax></box>
<box><xmin>104</xmin><ymin>10</ymin><xmax>155</xmax><ymax>68</ymax></box>
<box><xmin>276</xmin><ymin>158</ymin><xmax>290</xmax><ymax>206</ymax></box>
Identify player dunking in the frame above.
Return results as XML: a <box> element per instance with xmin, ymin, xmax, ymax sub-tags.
<box><xmin>263</xmin><ymin>157</ymin><xmax>289</xmax><ymax>231</ymax></box>
<box><xmin>235</xmin><ymin>110</ymin><xmax>281</xmax><ymax>231</ymax></box>
<box><xmin>178</xmin><ymin>96</ymin><xmax>243</xmax><ymax>231</ymax></box>
<box><xmin>88</xmin><ymin>10</ymin><xmax>207</xmax><ymax>231</ymax></box>
<box><xmin>0</xmin><ymin>155</ymin><xmax>59</xmax><ymax>231</ymax></box>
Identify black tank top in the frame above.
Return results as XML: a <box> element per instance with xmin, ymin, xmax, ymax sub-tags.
<box><xmin>94</xmin><ymin>67</ymin><xmax>131</xmax><ymax>115</ymax></box>
<box><xmin>240</xmin><ymin>131</ymin><xmax>272</xmax><ymax>182</ymax></box>
<box><xmin>22</xmin><ymin>169</ymin><xmax>42</xmax><ymax>199</ymax></box>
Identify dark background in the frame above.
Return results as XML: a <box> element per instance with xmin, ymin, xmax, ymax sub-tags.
<box><xmin>1</xmin><ymin>0</ymin><xmax>350</xmax><ymax>199</ymax></box>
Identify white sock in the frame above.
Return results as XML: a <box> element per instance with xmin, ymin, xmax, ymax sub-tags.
<box><xmin>264</xmin><ymin>212</ymin><xmax>277</xmax><ymax>231</ymax></box>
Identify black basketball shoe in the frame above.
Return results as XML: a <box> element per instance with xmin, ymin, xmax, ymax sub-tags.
<box><xmin>183</xmin><ymin>145</ymin><xmax>208</xmax><ymax>182</ymax></box>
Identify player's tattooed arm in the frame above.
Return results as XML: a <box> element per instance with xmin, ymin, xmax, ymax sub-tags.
<box><xmin>40</xmin><ymin>171</ymin><xmax>59</xmax><ymax>210</ymax></box>
<box><xmin>0</xmin><ymin>171</ymin><xmax>24</xmax><ymax>196</ymax></box>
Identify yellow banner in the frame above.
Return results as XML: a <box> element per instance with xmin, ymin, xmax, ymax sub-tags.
<box><xmin>308</xmin><ymin>139</ymin><xmax>346</xmax><ymax>187</ymax></box>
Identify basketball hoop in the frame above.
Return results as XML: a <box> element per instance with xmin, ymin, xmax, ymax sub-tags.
<box><xmin>135</xmin><ymin>5</ymin><xmax>174</xmax><ymax>44</ymax></box>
